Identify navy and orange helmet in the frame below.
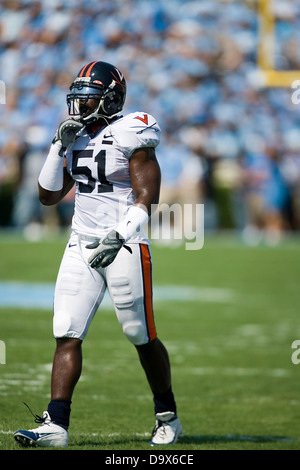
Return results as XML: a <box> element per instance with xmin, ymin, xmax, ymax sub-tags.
<box><xmin>67</xmin><ymin>61</ymin><xmax>126</xmax><ymax>124</ymax></box>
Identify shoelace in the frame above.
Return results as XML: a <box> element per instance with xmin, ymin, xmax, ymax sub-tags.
<box><xmin>23</xmin><ymin>402</ymin><xmax>46</xmax><ymax>424</ymax></box>
<box><xmin>152</xmin><ymin>420</ymin><xmax>168</xmax><ymax>438</ymax></box>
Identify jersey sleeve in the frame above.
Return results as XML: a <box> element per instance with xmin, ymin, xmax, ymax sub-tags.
<box><xmin>117</xmin><ymin>112</ymin><xmax>161</xmax><ymax>158</ymax></box>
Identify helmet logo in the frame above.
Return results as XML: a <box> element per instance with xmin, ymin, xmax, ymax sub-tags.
<box><xmin>111</xmin><ymin>69</ymin><xmax>126</xmax><ymax>91</ymax></box>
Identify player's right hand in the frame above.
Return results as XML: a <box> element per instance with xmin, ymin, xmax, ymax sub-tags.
<box><xmin>53</xmin><ymin>118</ymin><xmax>84</xmax><ymax>156</ymax></box>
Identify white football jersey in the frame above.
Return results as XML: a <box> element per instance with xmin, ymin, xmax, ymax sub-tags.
<box><xmin>66</xmin><ymin>112</ymin><xmax>161</xmax><ymax>241</ymax></box>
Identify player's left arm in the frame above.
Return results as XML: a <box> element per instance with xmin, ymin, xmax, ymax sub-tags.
<box><xmin>87</xmin><ymin>147</ymin><xmax>161</xmax><ymax>269</ymax></box>
<box><xmin>129</xmin><ymin>146</ymin><xmax>161</xmax><ymax>213</ymax></box>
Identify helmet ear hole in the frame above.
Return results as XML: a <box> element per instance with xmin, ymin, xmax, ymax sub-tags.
<box><xmin>103</xmin><ymin>92</ymin><xmax>122</xmax><ymax>115</ymax></box>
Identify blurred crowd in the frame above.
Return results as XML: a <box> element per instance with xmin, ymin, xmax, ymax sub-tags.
<box><xmin>0</xmin><ymin>0</ymin><xmax>300</xmax><ymax>244</ymax></box>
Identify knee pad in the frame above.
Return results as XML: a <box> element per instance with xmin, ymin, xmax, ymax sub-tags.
<box><xmin>122</xmin><ymin>321</ymin><xmax>148</xmax><ymax>345</ymax></box>
<box><xmin>53</xmin><ymin>311</ymin><xmax>72</xmax><ymax>338</ymax></box>
<box><xmin>53</xmin><ymin>310</ymin><xmax>83</xmax><ymax>339</ymax></box>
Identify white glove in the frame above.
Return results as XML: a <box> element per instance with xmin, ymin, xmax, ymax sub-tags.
<box><xmin>86</xmin><ymin>230</ymin><xmax>132</xmax><ymax>269</ymax></box>
<box><xmin>53</xmin><ymin>118</ymin><xmax>84</xmax><ymax>156</ymax></box>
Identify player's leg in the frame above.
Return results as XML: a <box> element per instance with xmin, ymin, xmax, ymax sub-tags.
<box><xmin>49</xmin><ymin>234</ymin><xmax>107</xmax><ymax>423</ymax></box>
<box><xmin>51</xmin><ymin>337</ymin><xmax>82</xmax><ymax>401</ymax></box>
<box><xmin>135</xmin><ymin>337</ymin><xmax>173</xmax><ymax>410</ymax></box>
<box><xmin>49</xmin><ymin>337</ymin><xmax>82</xmax><ymax>414</ymax></box>
<box><xmin>106</xmin><ymin>243</ymin><xmax>182</xmax><ymax>444</ymax></box>
<box><xmin>14</xmin><ymin>233</ymin><xmax>107</xmax><ymax>447</ymax></box>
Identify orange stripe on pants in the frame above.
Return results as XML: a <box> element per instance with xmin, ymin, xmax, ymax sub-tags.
<box><xmin>140</xmin><ymin>244</ymin><xmax>157</xmax><ymax>342</ymax></box>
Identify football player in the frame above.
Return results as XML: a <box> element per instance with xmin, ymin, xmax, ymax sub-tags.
<box><xmin>14</xmin><ymin>61</ymin><xmax>182</xmax><ymax>447</ymax></box>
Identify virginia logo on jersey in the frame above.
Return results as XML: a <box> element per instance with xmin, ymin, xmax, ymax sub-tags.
<box><xmin>134</xmin><ymin>114</ymin><xmax>148</xmax><ymax>125</ymax></box>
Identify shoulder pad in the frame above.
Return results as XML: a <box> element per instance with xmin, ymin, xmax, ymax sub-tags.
<box><xmin>118</xmin><ymin>112</ymin><xmax>160</xmax><ymax>134</ymax></box>
<box><xmin>110</xmin><ymin>112</ymin><xmax>161</xmax><ymax>157</ymax></box>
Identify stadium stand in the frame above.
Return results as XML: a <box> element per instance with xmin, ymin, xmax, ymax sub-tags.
<box><xmin>0</xmin><ymin>0</ymin><xmax>300</xmax><ymax>244</ymax></box>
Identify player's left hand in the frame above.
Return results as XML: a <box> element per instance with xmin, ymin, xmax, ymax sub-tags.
<box><xmin>86</xmin><ymin>230</ymin><xmax>126</xmax><ymax>269</ymax></box>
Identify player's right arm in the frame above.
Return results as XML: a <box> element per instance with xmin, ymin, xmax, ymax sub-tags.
<box><xmin>38</xmin><ymin>118</ymin><xmax>83</xmax><ymax>206</ymax></box>
<box><xmin>38</xmin><ymin>168</ymin><xmax>74</xmax><ymax>206</ymax></box>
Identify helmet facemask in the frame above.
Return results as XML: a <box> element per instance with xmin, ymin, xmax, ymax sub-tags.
<box><xmin>67</xmin><ymin>76</ymin><xmax>125</xmax><ymax>125</ymax></box>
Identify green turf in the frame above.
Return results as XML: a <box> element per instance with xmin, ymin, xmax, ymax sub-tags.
<box><xmin>0</xmin><ymin>233</ymin><xmax>300</xmax><ymax>450</ymax></box>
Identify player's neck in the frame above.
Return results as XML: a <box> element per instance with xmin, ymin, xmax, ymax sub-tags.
<box><xmin>86</xmin><ymin>116</ymin><xmax>120</xmax><ymax>135</ymax></box>
<box><xmin>88</xmin><ymin>121</ymin><xmax>105</xmax><ymax>135</ymax></box>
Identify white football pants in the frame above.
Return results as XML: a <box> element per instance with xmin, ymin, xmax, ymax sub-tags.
<box><xmin>53</xmin><ymin>232</ymin><xmax>157</xmax><ymax>345</ymax></box>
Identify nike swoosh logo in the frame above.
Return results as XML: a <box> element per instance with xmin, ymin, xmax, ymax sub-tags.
<box><xmin>37</xmin><ymin>432</ymin><xmax>58</xmax><ymax>439</ymax></box>
<box><xmin>68</xmin><ymin>243</ymin><xmax>77</xmax><ymax>248</ymax></box>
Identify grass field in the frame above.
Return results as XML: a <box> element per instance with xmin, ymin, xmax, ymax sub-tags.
<box><xmin>0</xmin><ymin>231</ymin><xmax>300</xmax><ymax>451</ymax></box>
